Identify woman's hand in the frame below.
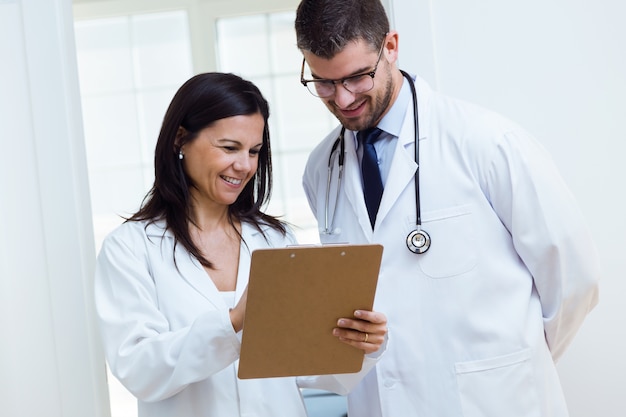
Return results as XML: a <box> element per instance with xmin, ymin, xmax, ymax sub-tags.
<box><xmin>333</xmin><ymin>310</ymin><xmax>387</xmax><ymax>354</ymax></box>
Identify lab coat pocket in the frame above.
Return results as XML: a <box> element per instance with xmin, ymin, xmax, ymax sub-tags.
<box><xmin>412</xmin><ymin>205</ymin><xmax>477</xmax><ymax>278</ymax></box>
<box><xmin>455</xmin><ymin>349</ymin><xmax>540</xmax><ymax>417</ymax></box>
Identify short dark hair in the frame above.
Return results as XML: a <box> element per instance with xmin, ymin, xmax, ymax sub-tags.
<box><xmin>129</xmin><ymin>72</ymin><xmax>285</xmax><ymax>268</ymax></box>
<box><xmin>295</xmin><ymin>0</ymin><xmax>389</xmax><ymax>58</ymax></box>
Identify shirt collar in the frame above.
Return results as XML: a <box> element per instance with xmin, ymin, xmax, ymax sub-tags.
<box><xmin>377</xmin><ymin>75</ymin><xmax>411</xmax><ymax>138</ymax></box>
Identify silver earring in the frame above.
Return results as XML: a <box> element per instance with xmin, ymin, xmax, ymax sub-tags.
<box><xmin>178</xmin><ymin>150</ymin><xmax>184</xmax><ymax>160</ymax></box>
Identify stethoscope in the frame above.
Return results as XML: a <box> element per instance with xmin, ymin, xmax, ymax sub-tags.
<box><xmin>323</xmin><ymin>70</ymin><xmax>431</xmax><ymax>254</ymax></box>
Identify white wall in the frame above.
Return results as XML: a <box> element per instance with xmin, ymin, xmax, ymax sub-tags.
<box><xmin>390</xmin><ymin>0</ymin><xmax>626</xmax><ymax>416</ymax></box>
<box><xmin>0</xmin><ymin>0</ymin><xmax>110</xmax><ymax>416</ymax></box>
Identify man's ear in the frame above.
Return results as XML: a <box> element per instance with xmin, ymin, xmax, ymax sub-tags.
<box><xmin>383</xmin><ymin>31</ymin><xmax>400</xmax><ymax>64</ymax></box>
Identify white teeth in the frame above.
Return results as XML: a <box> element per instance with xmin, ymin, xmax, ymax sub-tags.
<box><xmin>222</xmin><ymin>176</ymin><xmax>242</xmax><ymax>185</ymax></box>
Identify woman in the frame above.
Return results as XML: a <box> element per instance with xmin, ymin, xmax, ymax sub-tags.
<box><xmin>94</xmin><ymin>72</ymin><xmax>387</xmax><ymax>417</ymax></box>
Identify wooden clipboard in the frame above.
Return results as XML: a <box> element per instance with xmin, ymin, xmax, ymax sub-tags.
<box><xmin>238</xmin><ymin>244</ymin><xmax>383</xmax><ymax>379</ymax></box>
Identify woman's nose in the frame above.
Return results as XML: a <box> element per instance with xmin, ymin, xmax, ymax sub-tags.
<box><xmin>233</xmin><ymin>153</ymin><xmax>252</xmax><ymax>171</ymax></box>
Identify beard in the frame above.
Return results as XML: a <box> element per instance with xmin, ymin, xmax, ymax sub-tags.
<box><xmin>327</xmin><ymin>67</ymin><xmax>395</xmax><ymax>131</ymax></box>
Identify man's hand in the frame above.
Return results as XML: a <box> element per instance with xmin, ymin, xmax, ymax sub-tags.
<box><xmin>333</xmin><ymin>310</ymin><xmax>387</xmax><ymax>354</ymax></box>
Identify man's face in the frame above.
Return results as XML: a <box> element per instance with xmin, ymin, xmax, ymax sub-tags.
<box><xmin>302</xmin><ymin>38</ymin><xmax>396</xmax><ymax>131</ymax></box>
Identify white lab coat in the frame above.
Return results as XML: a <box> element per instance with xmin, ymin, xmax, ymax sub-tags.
<box><xmin>95</xmin><ymin>219</ymin><xmax>380</xmax><ymax>417</ymax></box>
<box><xmin>303</xmin><ymin>75</ymin><xmax>600</xmax><ymax>417</ymax></box>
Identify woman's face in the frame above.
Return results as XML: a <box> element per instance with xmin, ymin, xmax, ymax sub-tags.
<box><xmin>180</xmin><ymin>112</ymin><xmax>264</xmax><ymax>209</ymax></box>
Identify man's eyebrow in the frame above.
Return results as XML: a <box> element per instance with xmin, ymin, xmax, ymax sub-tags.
<box><xmin>310</xmin><ymin>66</ymin><xmax>372</xmax><ymax>81</ymax></box>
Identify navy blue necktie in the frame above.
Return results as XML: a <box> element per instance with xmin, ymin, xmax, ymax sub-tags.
<box><xmin>358</xmin><ymin>127</ymin><xmax>384</xmax><ymax>228</ymax></box>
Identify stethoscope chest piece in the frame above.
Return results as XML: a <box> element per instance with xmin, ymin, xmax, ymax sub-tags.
<box><xmin>406</xmin><ymin>228</ymin><xmax>431</xmax><ymax>254</ymax></box>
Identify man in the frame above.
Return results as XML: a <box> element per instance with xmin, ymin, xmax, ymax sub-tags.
<box><xmin>295</xmin><ymin>0</ymin><xmax>600</xmax><ymax>416</ymax></box>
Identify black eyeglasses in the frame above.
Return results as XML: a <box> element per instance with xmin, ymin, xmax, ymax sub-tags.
<box><xmin>300</xmin><ymin>38</ymin><xmax>386</xmax><ymax>98</ymax></box>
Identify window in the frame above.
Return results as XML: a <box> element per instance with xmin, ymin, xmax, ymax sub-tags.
<box><xmin>216</xmin><ymin>11</ymin><xmax>336</xmax><ymax>243</ymax></box>
<box><xmin>74</xmin><ymin>10</ymin><xmax>194</xmax><ymax>248</ymax></box>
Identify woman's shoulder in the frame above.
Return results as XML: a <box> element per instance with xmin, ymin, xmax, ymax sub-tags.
<box><xmin>242</xmin><ymin>219</ymin><xmax>297</xmax><ymax>248</ymax></box>
<box><xmin>101</xmin><ymin>218</ymin><xmax>169</xmax><ymax>248</ymax></box>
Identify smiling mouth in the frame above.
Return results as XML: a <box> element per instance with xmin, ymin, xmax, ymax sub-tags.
<box><xmin>222</xmin><ymin>175</ymin><xmax>243</xmax><ymax>185</ymax></box>
<box><xmin>339</xmin><ymin>100</ymin><xmax>366</xmax><ymax>117</ymax></box>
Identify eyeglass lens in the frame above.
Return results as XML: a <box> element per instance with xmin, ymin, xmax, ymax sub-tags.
<box><xmin>309</xmin><ymin>74</ymin><xmax>374</xmax><ymax>98</ymax></box>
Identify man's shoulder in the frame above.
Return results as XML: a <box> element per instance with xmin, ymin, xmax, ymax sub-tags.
<box><xmin>307</xmin><ymin>125</ymin><xmax>344</xmax><ymax>167</ymax></box>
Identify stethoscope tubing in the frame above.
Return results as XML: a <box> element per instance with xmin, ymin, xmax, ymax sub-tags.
<box><xmin>323</xmin><ymin>70</ymin><xmax>430</xmax><ymax>253</ymax></box>
<box><xmin>406</xmin><ymin>70</ymin><xmax>422</xmax><ymax>229</ymax></box>
<box><xmin>324</xmin><ymin>136</ymin><xmax>344</xmax><ymax>233</ymax></box>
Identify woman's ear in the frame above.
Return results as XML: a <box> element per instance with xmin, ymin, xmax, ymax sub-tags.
<box><xmin>174</xmin><ymin>126</ymin><xmax>188</xmax><ymax>155</ymax></box>
<box><xmin>174</xmin><ymin>126</ymin><xmax>188</xmax><ymax>147</ymax></box>
<box><xmin>174</xmin><ymin>126</ymin><xmax>189</xmax><ymax>159</ymax></box>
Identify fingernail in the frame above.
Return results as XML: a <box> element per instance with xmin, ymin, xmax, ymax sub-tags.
<box><xmin>338</xmin><ymin>319</ymin><xmax>346</xmax><ymax>326</ymax></box>
<box><xmin>354</xmin><ymin>310</ymin><xmax>362</xmax><ymax>317</ymax></box>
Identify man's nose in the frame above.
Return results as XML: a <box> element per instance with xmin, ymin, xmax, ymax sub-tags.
<box><xmin>332</xmin><ymin>83</ymin><xmax>356</xmax><ymax>108</ymax></box>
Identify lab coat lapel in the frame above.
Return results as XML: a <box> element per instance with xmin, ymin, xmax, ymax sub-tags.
<box><xmin>171</xmin><ymin>222</ymin><xmax>263</xmax><ymax>305</ymax></box>
<box><xmin>236</xmin><ymin>223</ymin><xmax>260</xmax><ymax>300</ymax></box>
<box><xmin>375</xmin><ymin>109</ymin><xmax>417</xmax><ymax>228</ymax></box>
<box><xmin>342</xmin><ymin>129</ymin><xmax>377</xmax><ymax>238</ymax></box>
<box><xmin>376</xmin><ymin>80</ymin><xmax>429</xmax><ymax>229</ymax></box>
<box><xmin>145</xmin><ymin>221</ymin><xmax>222</xmax><ymax>308</ymax></box>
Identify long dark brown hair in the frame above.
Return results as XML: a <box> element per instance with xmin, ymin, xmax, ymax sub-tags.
<box><xmin>128</xmin><ymin>72</ymin><xmax>286</xmax><ymax>268</ymax></box>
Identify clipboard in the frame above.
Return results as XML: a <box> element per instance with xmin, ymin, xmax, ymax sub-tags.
<box><xmin>238</xmin><ymin>244</ymin><xmax>383</xmax><ymax>379</ymax></box>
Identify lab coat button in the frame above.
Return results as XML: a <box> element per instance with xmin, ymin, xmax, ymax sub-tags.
<box><xmin>383</xmin><ymin>379</ymin><xmax>396</xmax><ymax>388</ymax></box>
